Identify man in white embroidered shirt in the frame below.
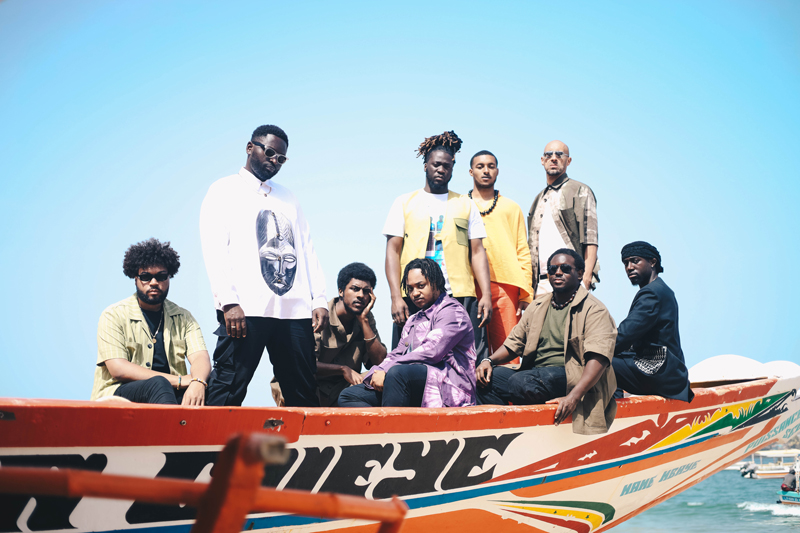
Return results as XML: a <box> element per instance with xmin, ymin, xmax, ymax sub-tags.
<box><xmin>200</xmin><ymin>124</ymin><xmax>329</xmax><ymax>407</ymax></box>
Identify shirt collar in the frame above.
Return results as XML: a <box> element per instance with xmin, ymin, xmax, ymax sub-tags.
<box><xmin>546</xmin><ymin>173</ymin><xmax>570</xmax><ymax>192</ymax></box>
<box><xmin>414</xmin><ymin>292</ymin><xmax>447</xmax><ymax>321</ymax></box>
<box><xmin>238</xmin><ymin>167</ymin><xmax>273</xmax><ymax>195</ymax></box>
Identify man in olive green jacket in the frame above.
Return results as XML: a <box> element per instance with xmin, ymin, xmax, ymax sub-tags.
<box><xmin>476</xmin><ymin>248</ymin><xmax>617</xmax><ymax>435</ymax></box>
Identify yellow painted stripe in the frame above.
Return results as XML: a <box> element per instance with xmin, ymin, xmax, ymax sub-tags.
<box><xmin>499</xmin><ymin>504</ymin><xmax>603</xmax><ymax>530</ymax></box>
<box><xmin>648</xmin><ymin>398</ymin><xmax>761</xmax><ymax>450</ymax></box>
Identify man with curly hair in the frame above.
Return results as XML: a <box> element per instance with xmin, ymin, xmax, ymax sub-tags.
<box><xmin>383</xmin><ymin>131</ymin><xmax>492</xmax><ymax>363</ymax></box>
<box><xmin>200</xmin><ymin>124</ymin><xmax>328</xmax><ymax>407</ymax></box>
<box><xmin>91</xmin><ymin>239</ymin><xmax>213</xmax><ymax>405</ymax></box>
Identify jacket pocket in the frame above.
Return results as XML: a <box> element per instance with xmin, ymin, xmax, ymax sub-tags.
<box><xmin>568</xmin><ymin>335</ymin><xmax>584</xmax><ymax>364</ymax></box>
<box><xmin>454</xmin><ymin>217</ymin><xmax>469</xmax><ymax>246</ymax></box>
<box><xmin>125</xmin><ymin>342</ymin><xmax>142</xmax><ymax>362</ymax></box>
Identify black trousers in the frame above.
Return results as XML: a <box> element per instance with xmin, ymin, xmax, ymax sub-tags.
<box><xmin>205</xmin><ymin>316</ymin><xmax>319</xmax><ymax>407</ymax></box>
<box><xmin>338</xmin><ymin>364</ymin><xmax>428</xmax><ymax>407</ymax></box>
<box><xmin>115</xmin><ymin>376</ymin><xmax>182</xmax><ymax>404</ymax></box>
<box><xmin>391</xmin><ymin>296</ymin><xmax>488</xmax><ymax>360</ymax></box>
<box><xmin>476</xmin><ymin>365</ymin><xmax>567</xmax><ymax>405</ymax></box>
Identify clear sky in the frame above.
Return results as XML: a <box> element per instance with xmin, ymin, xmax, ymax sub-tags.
<box><xmin>1</xmin><ymin>0</ymin><xmax>798</xmax><ymax>406</ymax></box>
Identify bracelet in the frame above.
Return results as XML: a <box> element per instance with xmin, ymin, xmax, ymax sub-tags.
<box><xmin>479</xmin><ymin>357</ymin><xmax>495</xmax><ymax>367</ymax></box>
<box><xmin>191</xmin><ymin>378</ymin><xmax>209</xmax><ymax>388</ymax></box>
<box><xmin>364</xmin><ymin>333</ymin><xmax>378</xmax><ymax>342</ymax></box>
<box><xmin>177</xmin><ymin>375</ymin><xmax>181</xmax><ymax>390</ymax></box>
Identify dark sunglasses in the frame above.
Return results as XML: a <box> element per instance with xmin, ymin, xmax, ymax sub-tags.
<box><xmin>137</xmin><ymin>272</ymin><xmax>169</xmax><ymax>282</ymax></box>
<box><xmin>547</xmin><ymin>264</ymin><xmax>575</xmax><ymax>275</ymax></box>
<box><xmin>251</xmin><ymin>141</ymin><xmax>288</xmax><ymax>164</ymax></box>
<box><xmin>543</xmin><ymin>151</ymin><xmax>568</xmax><ymax>159</ymax></box>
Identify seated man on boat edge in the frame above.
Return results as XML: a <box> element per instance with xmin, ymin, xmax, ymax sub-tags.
<box><xmin>271</xmin><ymin>262</ymin><xmax>388</xmax><ymax>407</ymax></box>
<box><xmin>476</xmin><ymin>248</ymin><xmax>618</xmax><ymax>435</ymax></box>
<box><xmin>338</xmin><ymin>258</ymin><xmax>477</xmax><ymax>408</ymax></box>
<box><xmin>91</xmin><ymin>239</ymin><xmax>214</xmax><ymax>405</ymax></box>
<box><xmin>613</xmin><ymin>241</ymin><xmax>693</xmax><ymax>402</ymax></box>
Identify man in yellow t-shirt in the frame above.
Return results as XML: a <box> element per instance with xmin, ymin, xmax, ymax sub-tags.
<box><xmin>468</xmin><ymin>150</ymin><xmax>533</xmax><ymax>355</ymax></box>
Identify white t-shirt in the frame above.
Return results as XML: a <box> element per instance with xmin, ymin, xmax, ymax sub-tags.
<box><xmin>199</xmin><ymin>168</ymin><xmax>327</xmax><ymax>318</ymax></box>
<box><xmin>383</xmin><ymin>190</ymin><xmax>486</xmax><ymax>294</ymax></box>
<box><xmin>537</xmin><ymin>189</ymin><xmax>571</xmax><ymax>277</ymax></box>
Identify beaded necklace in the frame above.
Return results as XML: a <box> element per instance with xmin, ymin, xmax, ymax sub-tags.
<box><xmin>551</xmin><ymin>287</ymin><xmax>579</xmax><ymax>310</ymax></box>
<box><xmin>468</xmin><ymin>189</ymin><xmax>499</xmax><ymax>216</ymax></box>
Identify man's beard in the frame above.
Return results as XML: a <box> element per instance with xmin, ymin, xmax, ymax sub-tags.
<box><xmin>426</xmin><ymin>176</ymin><xmax>449</xmax><ymax>194</ymax></box>
<box><xmin>252</xmin><ymin>161</ymin><xmax>278</xmax><ymax>182</ymax></box>
<box><xmin>546</xmin><ymin>167</ymin><xmax>562</xmax><ymax>176</ymax></box>
<box><xmin>137</xmin><ymin>287</ymin><xmax>168</xmax><ymax>306</ymax></box>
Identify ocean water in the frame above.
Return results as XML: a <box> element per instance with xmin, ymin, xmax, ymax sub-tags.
<box><xmin>613</xmin><ymin>470</ymin><xmax>800</xmax><ymax>531</ymax></box>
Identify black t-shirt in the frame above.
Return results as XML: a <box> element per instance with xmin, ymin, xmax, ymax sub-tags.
<box><xmin>142</xmin><ymin>308</ymin><xmax>170</xmax><ymax>375</ymax></box>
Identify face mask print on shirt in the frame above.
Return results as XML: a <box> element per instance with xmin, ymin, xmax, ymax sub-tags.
<box><xmin>256</xmin><ymin>209</ymin><xmax>297</xmax><ymax>296</ymax></box>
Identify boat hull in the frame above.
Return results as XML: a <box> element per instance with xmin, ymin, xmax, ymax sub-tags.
<box><xmin>1</xmin><ymin>376</ymin><xmax>799</xmax><ymax>532</ymax></box>
<box><xmin>777</xmin><ymin>490</ymin><xmax>800</xmax><ymax>505</ymax></box>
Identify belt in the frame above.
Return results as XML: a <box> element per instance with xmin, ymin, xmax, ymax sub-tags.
<box><xmin>539</xmin><ymin>273</ymin><xmax>548</xmax><ymax>280</ymax></box>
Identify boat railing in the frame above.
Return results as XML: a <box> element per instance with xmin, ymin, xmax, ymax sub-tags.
<box><xmin>0</xmin><ymin>432</ymin><xmax>408</xmax><ymax>533</ymax></box>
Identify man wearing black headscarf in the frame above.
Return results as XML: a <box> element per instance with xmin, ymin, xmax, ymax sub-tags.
<box><xmin>613</xmin><ymin>242</ymin><xmax>693</xmax><ymax>402</ymax></box>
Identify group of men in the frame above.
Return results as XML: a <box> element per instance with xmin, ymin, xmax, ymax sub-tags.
<box><xmin>91</xmin><ymin>124</ymin><xmax>692</xmax><ymax>434</ymax></box>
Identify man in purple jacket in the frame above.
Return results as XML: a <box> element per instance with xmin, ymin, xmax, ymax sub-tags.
<box><xmin>338</xmin><ymin>258</ymin><xmax>477</xmax><ymax>407</ymax></box>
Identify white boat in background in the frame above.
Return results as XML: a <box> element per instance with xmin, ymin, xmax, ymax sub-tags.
<box><xmin>740</xmin><ymin>449</ymin><xmax>800</xmax><ymax>478</ymax></box>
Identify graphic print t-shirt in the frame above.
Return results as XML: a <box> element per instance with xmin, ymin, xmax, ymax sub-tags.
<box><xmin>383</xmin><ymin>190</ymin><xmax>486</xmax><ymax>295</ymax></box>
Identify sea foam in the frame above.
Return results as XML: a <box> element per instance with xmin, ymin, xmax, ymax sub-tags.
<box><xmin>738</xmin><ymin>502</ymin><xmax>800</xmax><ymax>517</ymax></box>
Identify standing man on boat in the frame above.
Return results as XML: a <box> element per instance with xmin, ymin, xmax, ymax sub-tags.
<box><xmin>528</xmin><ymin>141</ymin><xmax>599</xmax><ymax>297</ymax></box>
<box><xmin>476</xmin><ymin>249</ymin><xmax>617</xmax><ymax>435</ymax></box>
<box><xmin>272</xmin><ymin>263</ymin><xmax>388</xmax><ymax>407</ymax></box>
<box><xmin>383</xmin><ymin>131</ymin><xmax>492</xmax><ymax>361</ymax></box>
<box><xmin>468</xmin><ymin>150</ymin><xmax>533</xmax><ymax>355</ymax></box>
<box><xmin>91</xmin><ymin>239</ymin><xmax>213</xmax><ymax>405</ymax></box>
<box><xmin>613</xmin><ymin>241</ymin><xmax>693</xmax><ymax>402</ymax></box>
<box><xmin>200</xmin><ymin>124</ymin><xmax>328</xmax><ymax>407</ymax></box>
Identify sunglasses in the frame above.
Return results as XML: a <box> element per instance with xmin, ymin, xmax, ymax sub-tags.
<box><xmin>251</xmin><ymin>141</ymin><xmax>288</xmax><ymax>164</ymax></box>
<box><xmin>137</xmin><ymin>272</ymin><xmax>169</xmax><ymax>282</ymax></box>
<box><xmin>547</xmin><ymin>264</ymin><xmax>575</xmax><ymax>275</ymax></box>
<box><xmin>543</xmin><ymin>151</ymin><xmax>568</xmax><ymax>159</ymax></box>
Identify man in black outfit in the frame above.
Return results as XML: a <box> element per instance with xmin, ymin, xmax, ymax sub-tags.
<box><xmin>613</xmin><ymin>241</ymin><xmax>693</xmax><ymax>402</ymax></box>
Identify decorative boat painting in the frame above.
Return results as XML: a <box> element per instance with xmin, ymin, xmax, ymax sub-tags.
<box><xmin>1</xmin><ymin>365</ymin><xmax>799</xmax><ymax>533</ymax></box>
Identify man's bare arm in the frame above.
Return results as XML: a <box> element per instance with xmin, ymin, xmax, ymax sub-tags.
<box><xmin>385</xmin><ymin>236</ymin><xmax>408</xmax><ymax>325</ymax></box>
<box><xmin>583</xmin><ymin>244</ymin><xmax>598</xmax><ymax>290</ymax></box>
<box><xmin>470</xmin><ymin>238</ymin><xmax>493</xmax><ymax>327</ymax></box>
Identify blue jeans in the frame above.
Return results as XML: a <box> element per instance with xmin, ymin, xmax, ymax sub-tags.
<box><xmin>338</xmin><ymin>364</ymin><xmax>428</xmax><ymax>407</ymax></box>
<box><xmin>476</xmin><ymin>365</ymin><xmax>566</xmax><ymax>405</ymax></box>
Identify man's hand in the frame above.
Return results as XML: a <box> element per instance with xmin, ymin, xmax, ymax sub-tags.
<box><xmin>516</xmin><ymin>301</ymin><xmax>529</xmax><ymax>317</ymax></box>
<box><xmin>371</xmin><ymin>370</ymin><xmax>386</xmax><ymax>392</ymax></box>
<box><xmin>181</xmin><ymin>380</ymin><xmax>206</xmax><ymax>406</ymax></box>
<box><xmin>476</xmin><ymin>359</ymin><xmax>493</xmax><ymax>387</ymax></box>
<box><xmin>342</xmin><ymin>367</ymin><xmax>364</xmax><ymax>386</ymax></box>
<box><xmin>391</xmin><ymin>296</ymin><xmax>409</xmax><ymax>326</ymax></box>
<box><xmin>477</xmin><ymin>295</ymin><xmax>493</xmax><ymax>328</ymax></box>
<box><xmin>359</xmin><ymin>290</ymin><xmax>376</xmax><ymax>322</ymax></box>
<box><xmin>546</xmin><ymin>392</ymin><xmax>580</xmax><ymax>426</ymax></box>
<box><xmin>582</xmin><ymin>273</ymin><xmax>594</xmax><ymax>291</ymax></box>
<box><xmin>223</xmin><ymin>304</ymin><xmax>246</xmax><ymax>338</ymax></box>
<box><xmin>312</xmin><ymin>307</ymin><xmax>329</xmax><ymax>333</ymax></box>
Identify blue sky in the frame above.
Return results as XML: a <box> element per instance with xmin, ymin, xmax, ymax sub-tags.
<box><xmin>1</xmin><ymin>1</ymin><xmax>798</xmax><ymax>406</ymax></box>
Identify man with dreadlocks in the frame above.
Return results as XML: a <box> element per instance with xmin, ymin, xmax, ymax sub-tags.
<box><xmin>199</xmin><ymin>124</ymin><xmax>328</xmax><ymax>407</ymax></box>
<box><xmin>383</xmin><ymin>131</ymin><xmax>492</xmax><ymax>362</ymax></box>
<box><xmin>91</xmin><ymin>239</ymin><xmax>213</xmax><ymax>405</ymax></box>
<box><xmin>613</xmin><ymin>241</ymin><xmax>692</xmax><ymax>402</ymax></box>
<box><xmin>338</xmin><ymin>258</ymin><xmax>476</xmax><ymax>407</ymax></box>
